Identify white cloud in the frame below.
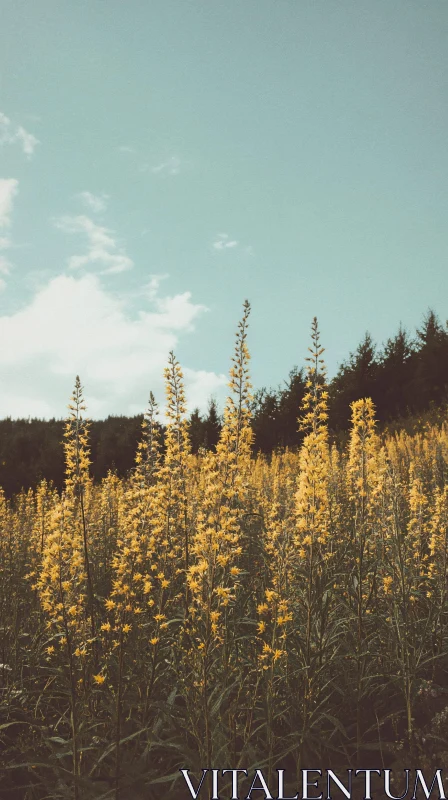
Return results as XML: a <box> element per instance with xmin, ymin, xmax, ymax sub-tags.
<box><xmin>0</xmin><ymin>179</ymin><xmax>18</xmax><ymax>228</ymax></box>
<box><xmin>133</xmin><ymin>150</ymin><xmax>190</xmax><ymax>176</ymax></box>
<box><xmin>146</xmin><ymin>273</ymin><xmax>169</xmax><ymax>300</ymax></box>
<box><xmin>117</xmin><ymin>145</ymin><xmax>135</xmax><ymax>154</ymax></box>
<box><xmin>0</xmin><ymin>180</ymin><xmax>18</xmax><ymax>287</ymax></box>
<box><xmin>0</xmin><ymin>255</ymin><xmax>11</xmax><ymax>277</ymax></box>
<box><xmin>212</xmin><ymin>233</ymin><xmax>255</xmax><ymax>255</ymax></box>
<box><xmin>78</xmin><ymin>191</ymin><xmax>109</xmax><ymax>214</ymax></box>
<box><xmin>150</xmin><ymin>156</ymin><xmax>182</xmax><ymax>176</ymax></box>
<box><xmin>213</xmin><ymin>233</ymin><xmax>239</xmax><ymax>250</ymax></box>
<box><xmin>55</xmin><ymin>215</ymin><xmax>133</xmax><ymax>275</ymax></box>
<box><xmin>15</xmin><ymin>126</ymin><xmax>39</xmax><ymax>158</ymax></box>
<box><xmin>0</xmin><ymin>112</ymin><xmax>39</xmax><ymax>159</ymax></box>
<box><xmin>0</xmin><ymin>274</ymin><xmax>226</xmax><ymax>418</ymax></box>
<box><xmin>0</xmin><ymin>113</ymin><xmax>14</xmax><ymax>146</ymax></box>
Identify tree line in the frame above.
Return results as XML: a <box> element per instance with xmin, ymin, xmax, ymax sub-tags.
<box><xmin>1</xmin><ymin>308</ymin><xmax>447</xmax><ymax>497</ymax></box>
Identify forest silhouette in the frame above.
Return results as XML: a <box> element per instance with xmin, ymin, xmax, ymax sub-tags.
<box><xmin>1</xmin><ymin>308</ymin><xmax>447</xmax><ymax>497</ymax></box>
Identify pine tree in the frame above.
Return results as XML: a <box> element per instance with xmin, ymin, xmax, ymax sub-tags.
<box><xmin>331</xmin><ymin>332</ymin><xmax>378</xmax><ymax>429</ymax></box>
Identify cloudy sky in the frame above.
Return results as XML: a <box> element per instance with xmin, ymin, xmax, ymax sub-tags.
<box><xmin>1</xmin><ymin>1</ymin><xmax>448</xmax><ymax>419</ymax></box>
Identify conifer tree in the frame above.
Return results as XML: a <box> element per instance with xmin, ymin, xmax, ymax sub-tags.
<box><xmin>412</xmin><ymin>309</ymin><xmax>448</xmax><ymax>410</ymax></box>
<box><xmin>331</xmin><ymin>332</ymin><xmax>378</xmax><ymax>429</ymax></box>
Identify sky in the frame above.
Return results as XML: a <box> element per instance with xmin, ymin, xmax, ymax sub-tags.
<box><xmin>1</xmin><ymin>0</ymin><xmax>448</xmax><ymax>419</ymax></box>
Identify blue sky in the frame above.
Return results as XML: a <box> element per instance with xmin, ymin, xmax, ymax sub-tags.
<box><xmin>1</xmin><ymin>1</ymin><xmax>447</xmax><ymax>418</ymax></box>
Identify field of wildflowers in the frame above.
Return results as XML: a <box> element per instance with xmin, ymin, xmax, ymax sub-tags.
<box><xmin>2</xmin><ymin>302</ymin><xmax>448</xmax><ymax>799</ymax></box>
